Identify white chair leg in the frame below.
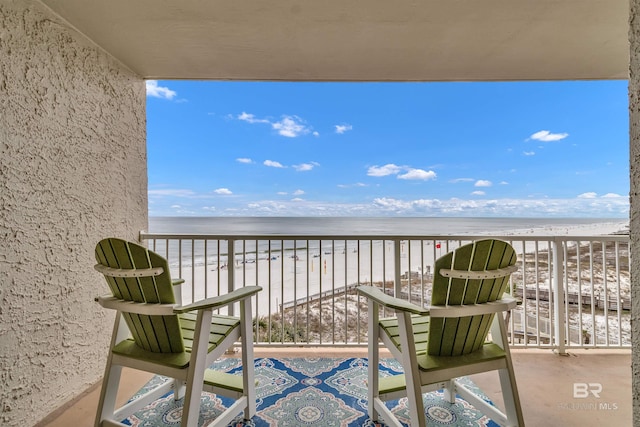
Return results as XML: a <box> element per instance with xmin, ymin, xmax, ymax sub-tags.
<box><xmin>443</xmin><ymin>379</ymin><xmax>456</xmax><ymax>404</ymax></box>
<box><xmin>173</xmin><ymin>379</ymin><xmax>186</xmax><ymax>400</ymax></box>
<box><xmin>95</xmin><ymin>364</ymin><xmax>122</xmax><ymax>426</ymax></box>
<box><xmin>494</xmin><ymin>308</ymin><xmax>524</xmax><ymax>426</ymax></box>
<box><xmin>181</xmin><ymin>309</ymin><xmax>213</xmax><ymax>427</ymax></box>
<box><xmin>499</xmin><ymin>367</ymin><xmax>524</xmax><ymax>426</ymax></box>
<box><xmin>240</xmin><ymin>297</ymin><xmax>256</xmax><ymax>419</ymax></box>
<box><xmin>398</xmin><ymin>312</ymin><xmax>426</xmax><ymax>427</ymax></box>
<box><xmin>367</xmin><ymin>301</ymin><xmax>380</xmax><ymax>421</ymax></box>
<box><xmin>96</xmin><ymin>315</ymin><xmax>126</xmax><ymax>427</ymax></box>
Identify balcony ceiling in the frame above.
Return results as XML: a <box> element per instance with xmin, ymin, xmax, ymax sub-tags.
<box><xmin>39</xmin><ymin>0</ymin><xmax>629</xmax><ymax>81</ymax></box>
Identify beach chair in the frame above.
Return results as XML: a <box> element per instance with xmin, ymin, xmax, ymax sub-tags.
<box><xmin>94</xmin><ymin>237</ymin><xmax>261</xmax><ymax>427</ymax></box>
<box><xmin>358</xmin><ymin>239</ymin><xmax>524</xmax><ymax>427</ymax></box>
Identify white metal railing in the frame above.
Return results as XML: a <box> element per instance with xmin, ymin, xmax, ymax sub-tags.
<box><xmin>139</xmin><ymin>232</ymin><xmax>630</xmax><ymax>350</ymax></box>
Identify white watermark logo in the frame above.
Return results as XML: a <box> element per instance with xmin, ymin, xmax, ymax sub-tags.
<box><xmin>558</xmin><ymin>383</ymin><xmax>618</xmax><ymax>411</ymax></box>
<box><xmin>573</xmin><ymin>383</ymin><xmax>602</xmax><ymax>399</ymax></box>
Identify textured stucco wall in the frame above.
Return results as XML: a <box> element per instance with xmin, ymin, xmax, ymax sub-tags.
<box><xmin>0</xmin><ymin>1</ymin><xmax>147</xmax><ymax>425</ymax></box>
<box><xmin>631</xmin><ymin>0</ymin><xmax>640</xmax><ymax>425</ymax></box>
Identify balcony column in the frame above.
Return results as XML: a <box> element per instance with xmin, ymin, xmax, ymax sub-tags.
<box><xmin>629</xmin><ymin>1</ymin><xmax>640</xmax><ymax>425</ymax></box>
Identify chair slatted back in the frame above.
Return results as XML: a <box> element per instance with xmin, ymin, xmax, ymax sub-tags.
<box><xmin>428</xmin><ymin>239</ymin><xmax>516</xmax><ymax>356</ymax></box>
<box><xmin>95</xmin><ymin>238</ymin><xmax>185</xmax><ymax>353</ymax></box>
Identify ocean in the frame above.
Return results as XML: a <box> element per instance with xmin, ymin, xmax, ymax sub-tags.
<box><xmin>148</xmin><ymin>216</ymin><xmax>627</xmax><ymax>236</ymax></box>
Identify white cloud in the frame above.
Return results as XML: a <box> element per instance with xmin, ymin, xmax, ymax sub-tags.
<box><xmin>166</xmin><ymin>204</ymin><xmax>196</xmax><ymax>215</ymax></box>
<box><xmin>578</xmin><ymin>192</ymin><xmax>598</xmax><ymax>199</ymax></box>
<box><xmin>450</xmin><ymin>178</ymin><xmax>475</xmax><ymax>183</ymax></box>
<box><xmin>500</xmin><ymin>181</ymin><xmax>509</xmax><ymax>185</ymax></box>
<box><xmin>530</xmin><ymin>130</ymin><xmax>569</xmax><ymax>142</ymax></box>
<box><xmin>276</xmin><ymin>190</ymin><xmax>305</xmax><ymax>196</ymax></box>
<box><xmin>148</xmin><ymin>189</ymin><xmax>196</xmax><ymax>197</ymax></box>
<box><xmin>338</xmin><ymin>183</ymin><xmax>368</xmax><ymax>188</ymax></box>
<box><xmin>367</xmin><ymin>164</ymin><xmax>402</xmax><ymax>177</ymax></box>
<box><xmin>294</xmin><ymin>162</ymin><xmax>319</xmax><ymax>172</ymax></box>
<box><xmin>471</xmin><ymin>191</ymin><xmax>486</xmax><ymax>196</ymax></box>
<box><xmin>335</xmin><ymin>124</ymin><xmax>353</xmax><ymax>134</ymax></box>
<box><xmin>214</xmin><ymin>188</ymin><xmax>233</xmax><ymax>195</ymax></box>
<box><xmin>264</xmin><ymin>160</ymin><xmax>285</xmax><ymax>168</ymax></box>
<box><xmin>368</xmin><ymin>165</ymin><xmax>438</xmax><ymax>181</ymax></box>
<box><xmin>398</xmin><ymin>169</ymin><xmax>437</xmax><ymax>181</ymax></box>
<box><xmin>237</xmin><ymin>158</ymin><xmax>253</xmax><ymax>164</ymax></box>
<box><xmin>272</xmin><ymin>115</ymin><xmax>311</xmax><ymax>137</ymax></box>
<box><xmin>523</xmin><ymin>151</ymin><xmax>536</xmax><ymax>156</ymax></box>
<box><xmin>372</xmin><ymin>198</ymin><xmax>415</xmax><ymax>211</ymax></box>
<box><xmin>578</xmin><ymin>192</ymin><xmax>627</xmax><ymax>200</ymax></box>
<box><xmin>238</xmin><ymin>112</ymin><xmax>269</xmax><ymax>124</ymax></box>
<box><xmin>313</xmin><ymin>131</ymin><xmax>320</xmax><ymax>137</ymax></box>
<box><xmin>174</xmin><ymin>195</ymin><xmax>627</xmax><ymax>218</ymax></box>
<box><xmin>236</xmin><ymin>112</ymin><xmax>313</xmax><ymax>137</ymax></box>
<box><xmin>148</xmin><ymin>188</ymin><xmax>222</xmax><ymax>201</ymax></box>
<box><xmin>146</xmin><ymin>80</ymin><xmax>177</xmax><ymax>99</ymax></box>
<box><xmin>475</xmin><ymin>180</ymin><xmax>492</xmax><ymax>187</ymax></box>
<box><xmin>364</xmin><ymin>196</ymin><xmax>628</xmax><ymax>217</ymax></box>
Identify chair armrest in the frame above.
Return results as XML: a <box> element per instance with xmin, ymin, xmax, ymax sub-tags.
<box><xmin>429</xmin><ymin>294</ymin><xmax>518</xmax><ymax>318</ymax></box>
<box><xmin>174</xmin><ymin>285</ymin><xmax>263</xmax><ymax>314</ymax></box>
<box><xmin>357</xmin><ymin>285</ymin><xmax>429</xmax><ymax>315</ymax></box>
<box><xmin>173</xmin><ymin>279</ymin><xmax>185</xmax><ymax>286</ymax></box>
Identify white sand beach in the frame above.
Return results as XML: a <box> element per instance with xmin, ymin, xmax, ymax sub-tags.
<box><xmin>163</xmin><ymin>220</ymin><xmax>629</xmax><ymax>320</ymax></box>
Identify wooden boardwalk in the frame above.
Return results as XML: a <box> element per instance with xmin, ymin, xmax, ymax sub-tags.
<box><xmin>514</xmin><ymin>287</ymin><xmax>630</xmax><ymax>311</ymax></box>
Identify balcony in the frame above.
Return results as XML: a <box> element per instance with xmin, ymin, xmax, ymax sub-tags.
<box><xmin>40</xmin><ymin>231</ymin><xmax>631</xmax><ymax>425</ymax></box>
<box><xmin>4</xmin><ymin>1</ymin><xmax>636</xmax><ymax>425</ymax></box>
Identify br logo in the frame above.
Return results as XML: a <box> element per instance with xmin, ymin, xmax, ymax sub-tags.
<box><xmin>573</xmin><ymin>383</ymin><xmax>603</xmax><ymax>398</ymax></box>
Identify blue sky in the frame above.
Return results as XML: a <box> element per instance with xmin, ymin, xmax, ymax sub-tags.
<box><xmin>146</xmin><ymin>80</ymin><xmax>629</xmax><ymax>218</ymax></box>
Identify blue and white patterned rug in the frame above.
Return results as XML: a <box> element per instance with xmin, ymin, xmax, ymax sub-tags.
<box><xmin>123</xmin><ymin>357</ymin><xmax>499</xmax><ymax>426</ymax></box>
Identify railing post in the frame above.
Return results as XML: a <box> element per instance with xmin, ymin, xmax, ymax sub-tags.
<box><xmin>552</xmin><ymin>238</ymin><xmax>567</xmax><ymax>355</ymax></box>
<box><xmin>394</xmin><ymin>238</ymin><xmax>402</xmax><ymax>296</ymax></box>
<box><xmin>228</xmin><ymin>238</ymin><xmax>235</xmax><ymax>317</ymax></box>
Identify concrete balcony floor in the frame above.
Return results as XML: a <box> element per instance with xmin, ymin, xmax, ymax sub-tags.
<box><xmin>39</xmin><ymin>348</ymin><xmax>631</xmax><ymax>426</ymax></box>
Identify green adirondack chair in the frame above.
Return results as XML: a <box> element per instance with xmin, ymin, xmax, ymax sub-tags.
<box><xmin>94</xmin><ymin>237</ymin><xmax>261</xmax><ymax>427</ymax></box>
<box><xmin>358</xmin><ymin>239</ymin><xmax>524</xmax><ymax>427</ymax></box>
